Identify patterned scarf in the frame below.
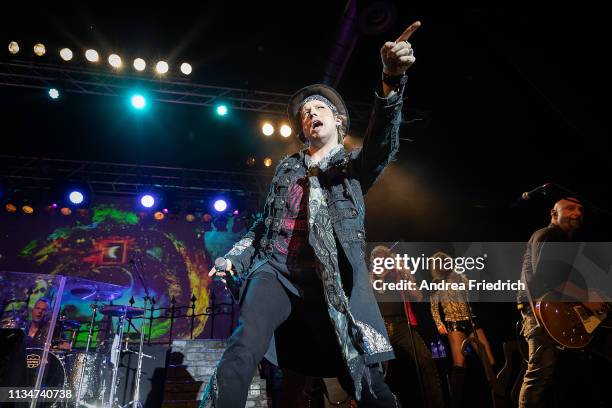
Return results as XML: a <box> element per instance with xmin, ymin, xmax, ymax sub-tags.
<box><xmin>305</xmin><ymin>145</ymin><xmax>374</xmax><ymax>400</ymax></box>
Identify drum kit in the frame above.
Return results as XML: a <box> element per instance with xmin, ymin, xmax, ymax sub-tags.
<box><xmin>0</xmin><ymin>274</ymin><xmax>151</xmax><ymax>408</ymax></box>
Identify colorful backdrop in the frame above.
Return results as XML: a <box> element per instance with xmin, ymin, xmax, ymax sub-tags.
<box><xmin>0</xmin><ymin>197</ymin><xmax>249</xmax><ymax>344</ymax></box>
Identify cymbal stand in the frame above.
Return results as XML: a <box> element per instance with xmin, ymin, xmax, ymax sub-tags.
<box><xmin>121</xmin><ymin>258</ymin><xmax>153</xmax><ymax>408</ymax></box>
<box><xmin>75</xmin><ymin>303</ymin><xmax>98</xmax><ymax>407</ymax></box>
<box><xmin>106</xmin><ymin>312</ymin><xmax>127</xmax><ymax>408</ymax></box>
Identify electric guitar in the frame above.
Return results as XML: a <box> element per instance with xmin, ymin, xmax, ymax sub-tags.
<box><xmin>534</xmin><ymin>292</ymin><xmax>612</xmax><ymax>349</ymax></box>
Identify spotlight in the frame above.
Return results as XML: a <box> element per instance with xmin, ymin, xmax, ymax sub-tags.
<box><xmin>202</xmin><ymin>213</ymin><xmax>212</xmax><ymax>222</ymax></box>
<box><xmin>85</xmin><ymin>49</ymin><xmax>99</xmax><ymax>62</ymax></box>
<box><xmin>155</xmin><ymin>61</ymin><xmax>169</xmax><ymax>74</ymax></box>
<box><xmin>185</xmin><ymin>214</ymin><xmax>196</xmax><ymax>222</ymax></box>
<box><xmin>60</xmin><ymin>207</ymin><xmax>72</xmax><ymax>216</ymax></box>
<box><xmin>8</xmin><ymin>41</ymin><xmax>19</xmax><ymax>54</ymax></box>
<box><xmin>162</xmin><ymin>208</ymin><xmax>169</xmax><ymax>214</ymax></box>
<box><xmin>215</xmin><ymin>104</ymin><xmax>228</xmax><ymax>116</ymax></box>
<box><xmin>246</xmin><ymin>157</ymin><xmax>256</xmax><ymax>166</ymax></box>
<box><xmin>77</xmin><ymin>208</ymin><xmax>90</xmax><ymax>217</ymax></box>
<box><xmin>68</xmin><ymin>190</ymin><xmax>84</xmax><ymax>205</ymax></box>
<box><xmin>262</xmin><ymin>123</ymin><xmax>274</xmax><ymax>136</ymax></box>
<box><xmin>131</xmin><ymin>94</ymin><xmax>146</xmax><ymax>110</ymax></box>
<box><xmin>140</xmin><ymin>194</ymin><xmax>155</xmax><ymax>208</ymax></box>
<box><xmin>22</xmin><ymin>204</ymin><xmax>34</xmax><ymax>214</ymax></box>
<box><xmin>154</xmin><ymin>211</ymin><xmax>165</xmax><ymax>220</ymax></box>
<box><xmin>263</xmin><ymin>157</ymin><xmax>273</xmax><ymax>167</ymax></box>
<box><xmin>48</xmin><ymin>88</ymin><xmax>60</xmax><ymax>99</ymax></box>
<box><xmin>59</xmin><ymin>48</ymin><xmax>73</xmax><ymax>61</ymax></box>
<box><xmin>5</xmin><ymin>203</ymin><xmax>17</xmax><ymax>213</ymax></box>
<box><xmin>133</xmin><ymin>58</ymin><xmax>146</xmax><ymax>71</ymax></box>
<box><xmin>108</xmin><ymin>54</ymin><xmax>122</xmax><ymax>68</ymax></box>
<box><xmin>280</xmin><ymin>124</ymin><xmax>292</xmax><ymax>138</ymax></box>
<box><xmin>213</xmin><ymin>199</ymin><xmax>228</xmax><ymax>212</ymax></box>
<box><xmin>33</xmin><ymin>43</ymin><xmax>46</xmax><ymax>56</ymax></box>
<box><xmin>180</xmin><ymin>62</ymin><xmax>192</xmax><ymax>75</ymax></box>
<box><xmin>233</xmin><ymin>209</ymin><xmax>239</xmax><ymax>216</ymax></box>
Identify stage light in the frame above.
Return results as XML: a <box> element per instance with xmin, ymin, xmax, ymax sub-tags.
<box><xmin>202</xmin><ymin>213</ymin><xmax>212</xmax><ymax>222</ymax></box>
<box><xmin>280</xmin><ymin>124</ymin><xmax>292</xmax><ymax>138</ymax></box>
<box><xmin>22</xmin><ymin>204</ymin><xmax>34</xmax><ymax>214</ymax></box>
<box><xmin>180</xmin><ymin>62</ymin><xmax>192</xmax><ymax>75</ymax></box>
<box><xmin>185</xmin><ymin>214</ymin><xmax>196</xmax><ymax>222</ymax></box>
<box><xmin>263</xmin><ymin>157</ymin><xmax>273</xmax><ymax>167</ymax></box>
<box><xmin>213</xmin><ymin>199</ymin><xmax>228</xmax><ymax>212</ymax></box>
<box><xmin>33</xmin><ymin>43</ymin><xmax>46</xmax><ymax>56</ymax></box>
<box><xmin>59</xmin><ymin>48</ymin><xmax>73</xmax><ymax>61</ymax></box>
<box><xmin>8</xmin><ymin>41</ymin><xmax>19</xmax><ymax>54</ymax></box>
<box><xmin>216</xmin><ymin>104</ymin><xmax>228</xmax><ymax>116</ymax></box>
<box><xmin>155</xmin><ymin>61</ymin><xmax>169</xmax><ymax>74</ymax></box>
<box><xmin>131</xmin><ymin>94</ymin><xmax>146</xmax><ymax>109</ymax></box>
<box><xmin>140</xmin><ymin>194</ymin><xmax>155</xmax><ymax>208</ymax></box>
<box><xmin>68</xmin><ymin>191</ymin><xmax>84</xmax><ymax>205</ymax></box>
<box><xmin>246</xmin><ymin>157</ymin><xmax>256</xmax><ymax>166</ymax></box>
<box><xmin>60</xmin><ymin>207</ymin><xmax>72</xmax><ymax>216</ymax></box>
<box><xmin>5</xmin><ymin>203</ymin><xmax>17</xmax><ymax>213</ymax></box>
<box><xmin>77</xmin><ymin>208</ymin><xmax>90</xmax><ymax>217</ymax></box>
<box><xmin>233</xmin><ymin>209</ymin><xmax>239</xmax><ymax>216</ymax></box>
<box><xmin>162</xmin><ymin>208</ymin><xmax>169</xmax><ymax>214</ymax></box>
<box><xmin>133</xmin><ymin>58</ymin><xmax>146</xmax><ymax>71</ymax></box>
<box><xmin>85</xmin><ymin>49</ymin><xmax>99</xmax><ymax>62</ymax></box>
<box><xmin>108</xmin><ymin>54</ymin><xmax>122</xmax><ymax>68</ymax></box>
<box><xmin>154</xmin><ymin>211</ymin><xmax>165</xmax><ymax>220</ymax></box>
<box><xmin>48</xmin><ymin>88</ymin><xmax>60</xmax><ymax>99</ymax></box>
<box><xmin>262</xmin><ymin>123</ymin><xmax>274</xmax><ymax>136</ymax></box>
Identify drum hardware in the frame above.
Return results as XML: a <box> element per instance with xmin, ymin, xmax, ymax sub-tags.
<box><xmin>118</xmin><ymin>259</ymin><xmax>154</xmax><ymax>408</ymax></box>
<box><xmin>75</xmin><ymin>303</ymin><xmax>99</xmax><ymax>407</ymax></box>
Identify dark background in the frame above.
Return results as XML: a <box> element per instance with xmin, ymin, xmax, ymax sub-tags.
<box><xmin>1</xmin><ymin>2</ymin><xmax>609</xmax><ymax>241</ymax></box>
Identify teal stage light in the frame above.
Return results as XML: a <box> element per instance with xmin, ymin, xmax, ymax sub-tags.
<box><xmin>215</xmin><ymin>104</ymin><xmax>228</xmax><ymax>116</ymax></box>
<box><xmin>131</xmin><ymin>94</ymin><xmax>147</xmax><ymax>109</ymax></box>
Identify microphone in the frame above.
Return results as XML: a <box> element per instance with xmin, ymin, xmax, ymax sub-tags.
<box><xmin>521</xmin><ymin>183</ymin><xmax>552</xmax><ymax>200</ymax></box>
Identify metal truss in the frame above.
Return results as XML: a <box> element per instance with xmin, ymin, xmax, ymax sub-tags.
<box><xmin>0</xmin><ymin>155</ymin><xmax>273</xmax><ymax>211</ymax></box>
<box><xmin>0</xmin><ymin>60</ymin><xmax>430</xmax><ymax>126</ymax></box>
<box><xmin>0</xmin><ymin>60</ymin><xmax>383</xmax><ymax>123</ymax></box>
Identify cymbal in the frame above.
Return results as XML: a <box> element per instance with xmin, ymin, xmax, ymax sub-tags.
<box><xmin>86</xmin><ymin>290</ymin><xmax>123</xmax><ymax>302</ymax></box>
<box><xmin>69</xmin><ymin>284</ymin><xmax>97</xmax><ymax>299</ymax></box>
<box><xmin>66</xmin><ymin>278</ymin><xmax>128</xmax><ymax>301</ymax></box>
<box><xmin>100</xmin><ymin>305</ymin><xmax>144</xmax><ymax>318</ymax></box>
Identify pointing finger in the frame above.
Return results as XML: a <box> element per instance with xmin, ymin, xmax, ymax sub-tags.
<box><xmin>395</xmin><ymin>21</ymin><xmax>421</xmax><ymax>43</ymax></box>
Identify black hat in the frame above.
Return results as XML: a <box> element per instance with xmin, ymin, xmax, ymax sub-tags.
<box><xmin>287</xmin><ymin>84</ymin><xmax>350</xmax><ymax>143</ymax></box>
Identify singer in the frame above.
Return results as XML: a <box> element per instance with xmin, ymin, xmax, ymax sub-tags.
<box><xmin>204</xmin><ymin>21</ymin><xmax>422</xmax><ymax>407</ymax></box>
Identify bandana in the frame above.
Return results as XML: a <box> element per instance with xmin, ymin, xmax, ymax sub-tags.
<box><xmin>300</xmin><ymin>95</ymin><xmax>338</xmax><ymax>113</ymax></box>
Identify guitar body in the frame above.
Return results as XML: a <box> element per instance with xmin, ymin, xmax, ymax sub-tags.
<box><xmin>535</xmin><ymin>292</ymin><xmax>609</xmax><ymax>349</ymax></box>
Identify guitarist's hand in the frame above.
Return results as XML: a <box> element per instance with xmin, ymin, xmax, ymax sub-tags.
<box><xmin>437</xmin><ymin>324</ymin><xmax>448</xmax><ymax>335</ymax></box>
<box><xmin>585</xmin><ymin>289</ymin><xmax>606</xmax><ymax>315</ymax></box>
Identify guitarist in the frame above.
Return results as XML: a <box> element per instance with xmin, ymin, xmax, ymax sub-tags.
<box><xmin>517</xmin><ymin>197</ymin><xmax>604</xmax><ymax>407</ymax></box>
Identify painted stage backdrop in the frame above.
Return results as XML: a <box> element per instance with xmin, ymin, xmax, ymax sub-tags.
<box><xmin>0</xmin><ymin>197</ymin><xmax>250</xmax><ymax>345</ymax></box>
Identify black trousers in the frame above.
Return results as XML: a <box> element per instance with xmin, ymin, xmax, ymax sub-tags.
<box><xmin>214</xmin><ymin>267</ymin><xmax>399</xmax><ymax>407</ymax></box>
